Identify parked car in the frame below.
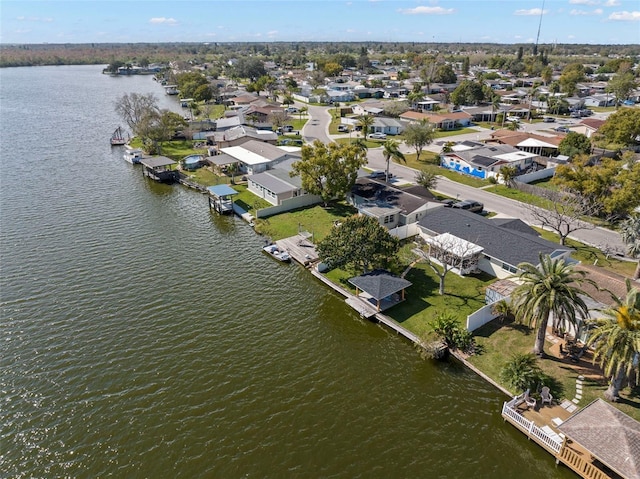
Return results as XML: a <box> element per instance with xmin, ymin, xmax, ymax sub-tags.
<box><xmin>282</xmin><ymin>125</ymin><xmax>294</xmax><ymax>132</ymax></box>
<box><xmin>452</xmin><ymin>200</ymin><xmax>484</xmax><ymax>213</ymax></box>
<box><xmin>506</xmin><ymin>116</ymin><xmax>520</xmax><ymax>122</ymax></box>
<box><xmin>579</xmin><ymin>109</ymin><xmax>593</xmax><ymax>117</ymax></box>
<box><xmin>555</xmin><ymin>126</ymin><xmax>570</xmax><ymax>133</ymax></box>
<box><xmin>368</xmin><ymin>132</ymin><xmax>387</xmax><ymax>140</ymax></box>
<box><xmin>440</xmin><ymin>199</ymin><xmax>455</xmax><ymax>207</ymax></box>
<box><xmin>337</xmin><ymin>124</ymin><xmax>349</xmax><ymax>132</ymax></box>
<box><xmin>368</xmin><ymin>171</ymin><xmax>392</xmax><ymax>180</ymax></box>
<box><xmin>285</xmin><ymin>107</ymin><xmax>298</xmax><ymax>113</ymax></box>
<box><xmin>543</xmin><ymin>116</ymin><xmax>555</xmax><ymax>123</ymax></box>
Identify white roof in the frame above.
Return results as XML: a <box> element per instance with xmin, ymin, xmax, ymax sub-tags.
<box><xmin>517</xmin><ymin>138</ymin><xmax>558</xmax><ymax>148</ymax></box>
<box><xmin>494</xmin><ymin>151</ymin><xmax>538</xmax><ymax>162</ymax></box>
<box><xmin>425</xmin><ymin>232</ymin><xmax>484</xmax><ymax>258</ymax></box>
<box><xmin>221</xmin><ymin>146</ymin><xmax>271</xmax><ymax>166</ymax></box>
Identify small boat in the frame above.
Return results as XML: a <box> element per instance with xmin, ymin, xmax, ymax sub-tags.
<box><xmin>263</xmin><ymin>244</ymin><xmax>291</xmax><ymax>263</ymax></box>
<box><xmin>123</xmin><ymin>148</ymin><xmax>143</xmax><ymax>164</ymax></box>
<box><xmin>110</xmin><ymin>126</ymin><xmax>128</xmax><ymax>146</ymax></box>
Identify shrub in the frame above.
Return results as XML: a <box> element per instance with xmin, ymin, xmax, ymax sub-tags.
<box><xmin>500</xmin><ymin>353</ymin><xmax>543</xmax><ymax>392</ymax></box>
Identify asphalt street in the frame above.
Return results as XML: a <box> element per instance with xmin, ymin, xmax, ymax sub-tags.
<box><xmin>299</xmin><ymin>103</ymin><xmax>626</xmax><ymax>253</ymax></box>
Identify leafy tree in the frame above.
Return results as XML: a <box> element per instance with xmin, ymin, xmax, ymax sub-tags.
<box><xmin>193</xmin><ymin>84</ymin><xmax>212</xmax><ymax>103</ymax></box>
<box><xmin>499</xmin><ymin>165</ymin><xmax>519</xmax><ymax>188</ymax></box>
<box><xmin>175</xmin><ymin>71</ymin><xmax>208</xmax><ymax>99</ymax></box>
<box><xmin>429</xmin><ymin>312</ymin><xmax>474</xmax><ymax>352</ymax></box>
<box><xmin>511</xmin><ymin>254</ymin><xmax>594</xmax><ymax>356</ymax></box>
<box><xmin>500</xmin><ymin>353</ymin><xmax>543</xmax><ymax>393</ymax></box>
<box><xmin>620</xmin><ymin>215</ymin><xmax>640</xmax><ymax>280</ymax></box>
<box><xmin>290</xmin><ymin>140</ymin><xmax>367</xmax><ymax>207</ymax></box>
<box><xmin>461</xmin><ymin>56</ymin><xmax>470</xmax><ymax>75</ymax></box>
<box><xmin>606</xmin><ymin>70</ymin><xmax>637</xmax><ymax>108</ymax></box>
<box><xmin>433</xmin><ymin>63</ymin><xmax>457</xmax><ymax>84</ymax></box>
<box><xmin>316</xmin><ymin>215</ymin><xmax>400</xmax><ymax>274</ymax></box>
<box><xmin>558</xmin><ymin>132</ymin><xmax>591</xmax><ymax>158</ymax></box>
<box><xmin>415</xmin><ymin>169</ymin><xmax>438</xmax><ymax>190</ymax></box>
<box><xmin>450</xmin><ymin>80</ymin><xmax>485</xmax><ymax>107</ymax></box>
<box><xmin>381</xmin><ymin>139</ymin><xmax>405</xmax><ymax>182</ymax></box>
<box><xmin>597</xmin><ymin>108</ymin><xmax>640</xmax><ymax>147</ymax></box>
<box><xmin>541</xmin><ymin>66</ymin><xmax>553</xmax><ymax>86</ymax></box>
<box><xmin>403</xmin><ymin>120</ymin><xmax>434</xmax><ymax>162</ymax></box>
<box><xmin>232</xmin><ymin>57</ymin><xmax>266</xmax><ymax>81</ymax></box>
<box><xmin>559</xmin><ymin>62</ymin><xmax>585</xmax><ymax>96</ymax></box>
<box><xmin>322</xmin><ymin>62</ymin><xmax>342</xmax><ymax>77</ymax></box>
<box><xmin>587</xmin><ymin>281</ymin><xmax>640</xmax><ymax>401</ymax></box>
<box><xmin>114</xmin><ymin>92</ymin><xmax>159</xmax><ymax>137</ymax></box>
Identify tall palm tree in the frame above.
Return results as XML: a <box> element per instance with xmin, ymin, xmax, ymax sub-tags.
<box><xmin>511</xmin><ymin>254</ymin><xmax>594</xmax><ymax>357</ymax></box>
<box><xmin>506</xmin><ymin>120</ymin><xmax>521</xmax><ymax>131</ymax></box>
<box><xmin>620</xmin><ymin>215</ymin><xmax>640</xmax><ymax>280</ymax></box>
<box><xmin>587</xmin><ymin>281</ymin><xmax>640</xmax><ymax>401</ymax></box>
<box><xmin>381</xmin><ymin>139</ymin><xmax>405</xmax><ymax>182</ymax></box>
<box><xmin>356</xmin><ymin>114</ymin><xmax>374</xmax><ymax>138</ymax></box>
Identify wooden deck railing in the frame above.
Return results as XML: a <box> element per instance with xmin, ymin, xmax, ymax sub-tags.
<box><xmin>501</xmin><ymin>402</ymin><xmax>562</xmax><ymax>453</ymax></box>
<box><xmin>557</xmin><ymin>447</ymin><xmax>611</xmax><ymax>479</ymax></box>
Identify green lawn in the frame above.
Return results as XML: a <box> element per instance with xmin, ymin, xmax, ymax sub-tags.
<box><xmin>386</xmin><ymin>262</ymin><xmax>496</xmax><ymax>339</ymax></box>
<box><xmin>468</xmin><ymin>318</ymin><xmax>640</xmax><ymax>421</ymax></box>
<box><xmin>433</xmin><ymin>127</ymin><xmax>478</xmax><ymax>138</ymax></box>
<box><xmin>484</xmin><ymin>185</ymin><xmax>554</xmax><ymax>209</ymax></box>
<box><xmin>254</xmin><ymin>201</ymin><xmax>357</xmax><ymax>241</ymax></box>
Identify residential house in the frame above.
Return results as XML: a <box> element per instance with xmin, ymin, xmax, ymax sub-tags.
<box><xmin>220</xmin><ymin>139</ymin><xmax>301</xmax><ymax>175</ymax></box>
<box><xmin>371</xmin><ymin>117</ymin><xmax>404</xmax><ymax>136</ymax></box>
<box><xmin>583</xmin><ymin>94</ymin><xmax>616</xmax><ymax>107</ymax></box>
<box><xmin>400</xmin><ymin>110</ymin><xmax>472</xmax><ymax>130</ymax></box>
<box><xmin>206</xmin><ymin>125</ymin><xmax>278</xmax><ymax>150</ymax></box>
<box><xmin>349</xmin><ymin>178</ymin><xmax>441</xmax><ymax>234</ymax></box>
<box><xmin>415</xmin><ymin>98</ymin><xmax>441</xmax><ymax>112</ymax></box>
<box><xmin>569</xmin><ymin>118</ymin><xmax>605</xmax><ymax>139</ymax></box>
<box><xmin>488</xmin><ymin>130</ymin><xmax>564</xmax><ymax>157</ymax></box>
<box><xmin>417</xmin><ymin>207</ymin><xmax>573</xmax><ymax>279</ymax></box>
<box><xmin>352</xmin><ymin>103</ymin><xmax>385</xmax><ymax>116</ymax></box>
<box><xmin>440</xmin><ymin>143</ymin><xmax>538</xmax><ymax>180</ymax></box>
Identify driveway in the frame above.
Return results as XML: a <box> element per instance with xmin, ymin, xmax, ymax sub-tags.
<box><xmin>295</xmin><ymin>104</ymin><xmax>626</xmax><ymax>253</ymax></box>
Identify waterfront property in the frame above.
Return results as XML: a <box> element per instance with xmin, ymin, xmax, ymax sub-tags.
<box><xmin>207</xmin><ymin>184</ymin><xmax>238</xmax><ymax>215</ymax></box>
<box><xmin>502</xmin><ymin>397</ymin><xmax>640</xmax><ymax>479</ymax></box>
<box><xmin>140</xmin><ymin>157</ymin><xmax>178</xmax><ymax>183</ymax></box>
<box><xmin>348</xmin><ymin>269</ymin><xmax>412</xmax><ymax>313</ymax></box>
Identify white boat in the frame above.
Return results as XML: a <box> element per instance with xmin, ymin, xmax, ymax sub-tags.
<box><xmin>123</xmin><ymin>148</ymin><xmax>143</xmax><ymax>164</ymax></box>
<box><xmin>110</xmin><ymin>126</ymin><xmax>128</xmax><ymax>146</ymax></box>
<box><xmin>263</xmin><ymin>244</ymin><xmax>291</xmax><ymax>263</ymax></box>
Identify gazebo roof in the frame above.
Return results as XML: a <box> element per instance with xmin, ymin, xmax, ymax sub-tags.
<box><xmin>559</xmin><ymin>399</ymin><xmax>640</xmax><ymax>479</ymax></box>
<box><xmin>140</xmin><ymin>156</ymin><xmax>176</xmax><ymax>168</ymax></box>
<box><xmin>348</xmin><ymin>269</ymin><xmax>412</xmax><ymax>301</ymax></box>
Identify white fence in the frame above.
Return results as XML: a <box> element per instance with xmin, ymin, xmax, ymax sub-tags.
<box><xmin>388</xmin><ymin>223</ymin><xmax>419</xmax><ymax>240</ymax></box>
<box><xmin>515</xmin><ymin>167</ymin><xmax>556</xmax><ymax>184</ymax></box>
<box><xmin>466</xmin><ymin>303</ymin><xmax>500</xmax><ymax>331</ymax></box>
<box><xmin>256</xmin><ymin>195</ymin><xmax>322</xmax><ymax>218</ymax></box>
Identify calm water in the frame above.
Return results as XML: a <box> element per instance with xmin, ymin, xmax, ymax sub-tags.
<box><xmin>0</xmin><ymin>65</ymin><xmax>574</xmax><ymax>478</ymax></box>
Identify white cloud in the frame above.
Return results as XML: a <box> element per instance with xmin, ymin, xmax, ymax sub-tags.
<box><xmin>608</xmin><ymin>10</ymin><xmax>640</xmax><ymax>20</ymax></box>
<box><xmin>603</xmin><ymin>0</ymin><xmax>620</xmax><ymax>5</ymax></box>
<box><xmin>569</xmin><ymin>0</ymin><xmax>599</xmax><ymax>5</ymax></box>
<box><xmin>267</xmin><ymin>30</ymin><xmax>278</xmax><ymax>36</ymax></box>
<box><xmin>17</xmin><ymin>16</ymin><xmax>53</xmax><ymax>22</ymax></box>
<box><xmin>568</xmin><ymin>34</ymin><xmax>576</xmax><ymax>38</ymax></box>
<box><xmin>570</xmin><ymin>8</ymin><xmax>603</xmax><ymax>14</ymax></box>
<box><xmin>399</xmin><ymin>6</ymin><xmax>455</xmax><ymax>15</ymax></box>
<box><xmin>149</xmin><ymin>17</ymin><xmax>178</xmax><ymax>25</ymax></box>
<box><xmin>514</xmin><ymin>8</ymin><xmax>548</xmax><ymax>16</ymax></box>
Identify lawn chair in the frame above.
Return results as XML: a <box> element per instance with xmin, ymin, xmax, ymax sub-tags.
<box><xmin>524</xmin><ymin>389</ymin><xmax>537</xmax><ymax>409</ymax></box>
<box><xmin>541</xmin><ymin>386</ymin><xmax>553</xmax><ymax>406</ymax></box>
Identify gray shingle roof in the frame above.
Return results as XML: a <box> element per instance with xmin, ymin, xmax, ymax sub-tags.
<box><xmin>348</xmin><ymin>270</ymin><xmax>412</xmax><ymax>300</ymax></box>
<box><xmin>247</xmin><ymin>171</ymin><xmax>296</xmax><ymax>195</ymax></box>
<box><xmin>140</xmin><ymin>156</ymin><xmax>176</xmax><ymax>168</ymax></box>
<box><xmin>417</xmin><ymin>208</ymin><xmax>571</xmax><ymax>267</ymax></box>
<box><xmin>352</xmin><ymin>178</ymin><xmax>430</xmax><ymax>215</ymax></box>
<box><xmin>559</xmin><ymin>399</ymin><xmax>640</xmax><ymax>479</ymax></box>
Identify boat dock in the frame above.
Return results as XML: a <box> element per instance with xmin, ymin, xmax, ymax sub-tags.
<box><xmin>275</xmin><ymin>233</ymin><xmax>319</xmax><ymax>267</ymax></box>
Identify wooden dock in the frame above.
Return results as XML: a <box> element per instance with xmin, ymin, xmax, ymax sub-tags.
<box><xmin>275</xmin><ymin>234</ymin><xmax>319</xmax><ymax>267</ymax></box>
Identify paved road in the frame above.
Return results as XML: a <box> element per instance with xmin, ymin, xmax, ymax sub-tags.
<box><xmin>296</xmin><ymin>103</ymin><xmax>626</xmax><ymax>254</ymax></box>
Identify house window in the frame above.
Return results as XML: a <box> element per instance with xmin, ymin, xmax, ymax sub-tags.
<box><xmin>501</xmin><ymin>263</ymin><xmax>518</xmax><ymax>274</ymax></box>
<box><xmin>383</xmin><ymin>214</ymin><xmax>395</xmax><ymax>224</ymax></box>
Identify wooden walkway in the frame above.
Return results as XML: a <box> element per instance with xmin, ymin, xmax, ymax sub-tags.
<box><xmin>276</xmin><ymin>234</ymin><xmax>319</xmax><ymax>267</ymax></box>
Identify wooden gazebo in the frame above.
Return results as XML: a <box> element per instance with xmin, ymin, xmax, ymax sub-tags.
<box><xmin>348</xmin><ymin>269</ymin><xmax>412</xmax><ymax>312</ymax></box>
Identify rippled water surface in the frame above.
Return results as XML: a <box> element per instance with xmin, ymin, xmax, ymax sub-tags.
<box><xmin>0</xmin><ymin>66</ymin><xmax>574</xmax><ymax>478</ymax></box>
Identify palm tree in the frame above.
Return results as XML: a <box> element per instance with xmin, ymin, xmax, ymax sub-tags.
<box><xmin>381</xmin><ymin>139</ymin><xmax>405</xmax><ymax>182</ymax></box>
<box><xmin>506</xmin><ymin>120</ymin><xmax>521</xmax><ymax>131</ymax></box>
<box><xmin>587</xmin><ymin>281</ymin><xmax>640</xmax><ymax>401</ymax></box>
<box><xmin>620</xmin><ymin>215</ymin><xmax>640</xmax><ymax>280</ymax></box>
<box><xmin>511</xmin><ymin>254</ymin><xmax>594</xmax><ymax>357</ymax></box>
<box><xmin>356</xmin><ymin>114</ymin><xmax>374</xmax><ymax>138</ymax></box>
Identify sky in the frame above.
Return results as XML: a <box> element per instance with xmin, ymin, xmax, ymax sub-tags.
<box><xmin>1</xmin><ymin>0</ymin><xmax>639</xmax><ymax>45</ymax></box>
